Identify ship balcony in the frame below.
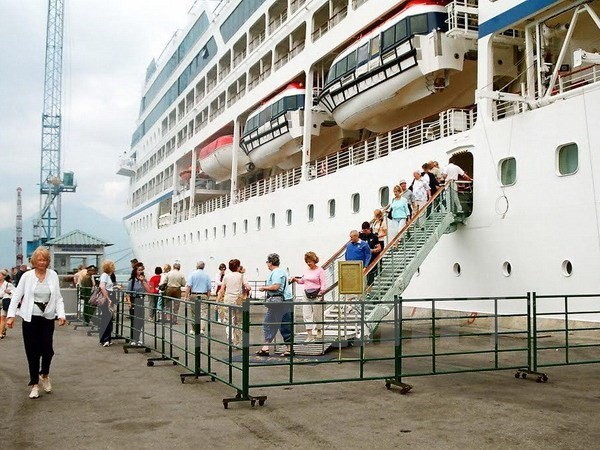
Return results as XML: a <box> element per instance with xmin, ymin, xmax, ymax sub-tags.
<box><xmin>312</xmin><ymin>5</ymin><xmax>348</xmax><ymax>42</ymax></box>
<box><xmin>117</xmin><ymin>157</ymin><xmax>136</xmax><ymax>177</ymax></box>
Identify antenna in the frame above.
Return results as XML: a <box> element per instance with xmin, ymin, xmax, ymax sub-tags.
<box><xmin>16</xmin><ymin>187</ymin><xmax>23</xmax><ymax>266</ymax></box>
<box><xmin>30</xmin><ymin>0</ymin><xmax>76</xmax><ymax>254</ymax></box>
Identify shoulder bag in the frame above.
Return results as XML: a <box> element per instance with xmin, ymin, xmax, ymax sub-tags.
<box><xmin>89</xmin><ymin>286</ymin><xmax>106</xmax><ymax>307</ymax></box>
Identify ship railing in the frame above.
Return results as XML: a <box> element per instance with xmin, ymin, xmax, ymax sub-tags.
<box><xmin>158</xmin><ymin>214</ymin><xmax>172</xmax><ymax>229</ymax></box>
<box><xmin>352</xmin><ymin>0</ymin><xmax>369</xmax><ymax>9</ymax></box>
<box><xmin>290</xmin><ymin>0</ymin><xmax>306</xmax><ymax>15</ymax></box>
<box><xmin>235</xmin><ymin>168</ymin><xmax>303</xmax><ymax>203</ymax></box>
<box><xmin>554</xmin><ymin>64</ymin><xmax>600</xmax><ymax>96</ymax></box>
<box><xmin>227</xmin><ymin>88</ymin><xmax>246</xmax><ymax>107</ymax></box>
<box><xmin>274</xmin><ymin>41</ymin><xmax>305</xmax><ymax>71</ymax></box>
<box><xmin>311</xmin><ymin>6</ymin><xmax>348</xmax><ymax>42</ymax></box>
<box><xmin>310</xmin><ymin>107</ymin><xmax>477</xmax><ymax>179</ymax></box>
<box><xmin>248</xmin><ymin>32</ymin><xmax>266</xmax><ymax>53</ymax></box>
<box><xmin>248</xmin><ymin>68</ymin><xmax>272</xmax><ymax>91</ymax></box>
<box><xmin>446</xmin><ymin>0</ymin><xmax>479</xmax><ymax>38</ymax></box>
<box><xmin>268</xmin><ymin>10</ymin><xmax>288</xmax><ymax>34</ymax></box>
<box><xmin>194</xmin><ymin>194</ymin><xmax>231</xmax><ymax>216</ymax></box>
<box><xmin>492</xmin><ymin>98</ymin><xmax>529</xmax><ymax>121</ymax></box>
<box><xmin>232</xmin><ymin>51</ymin><xmax>246</xmax><ymax>69</ymax></box>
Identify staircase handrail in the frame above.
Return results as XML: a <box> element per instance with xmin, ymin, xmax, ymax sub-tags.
<box><xmin>319</xmin><ymin>182</ymin><xmax>456</xmax><ymax>297</ymax></box>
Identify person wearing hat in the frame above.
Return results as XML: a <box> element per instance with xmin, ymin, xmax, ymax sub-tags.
<box><xmin>257</xmin><ymin>253</ymin><xmax>293</xmax><ymax>356</ymax></box>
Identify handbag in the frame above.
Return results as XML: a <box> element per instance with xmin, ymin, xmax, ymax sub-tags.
<box><xmin>88</xmin><ymin>287</ymin><xmax>106</xmax><ymax>307</ymax></box>
<box><xmin>304</xmin><ymin>288</ymin><xmax>320</xmax><ymax>300</ymax></box>
<box><xmin>387</xmin><ymin>208</ymin><xmax>393</xmax><ymax>220</ymax></box>
<box><xmin>264</xmin><ymin>293</ymin><xmax>284</xmax><ymax>304</ymax></box>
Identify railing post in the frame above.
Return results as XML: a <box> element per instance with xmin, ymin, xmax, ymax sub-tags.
<box><xmin>242</xmin><ymin>299</ymin><xmax>250</xmax><ymax>398</ymax></box>
<box><xmin>532</xmin><ymin>291</ymin><xmax>538</xmax><ymax>373</ymax></box>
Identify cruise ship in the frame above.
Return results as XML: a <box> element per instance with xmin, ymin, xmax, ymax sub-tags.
<box><xmin>119</xmin><ymin>0</ymin><xmax>600</xmax><ymax>308</ymax></box>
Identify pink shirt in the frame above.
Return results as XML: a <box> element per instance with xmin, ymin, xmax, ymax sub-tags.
<box><xmin>297</xmin><ymin>266</ymin><xmax>326</xmax><ymax>292</ymax></box>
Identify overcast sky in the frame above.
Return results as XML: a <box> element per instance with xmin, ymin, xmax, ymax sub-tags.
<box><xmin>0</xmin><ymin>0</ymin><xmax>200</xmax><ymax>239</ymax></box>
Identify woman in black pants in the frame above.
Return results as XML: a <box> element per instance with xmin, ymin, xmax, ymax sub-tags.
<box><xmin>126</xmin><ymin>265</ymin><xmax>152</xmax><ymax>346</ymax></box>
<box><xmin>6</xmin><ymin>247</ymin><xmax>66</xmax><ymax>399</ymax></box>
<box><xmin>98</xmin><ymin>260</ymin><xmax>116</xmax><ymax>347</ymax></box>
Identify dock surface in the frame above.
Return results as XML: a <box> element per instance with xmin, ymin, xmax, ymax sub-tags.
<box><xmin>1</xmin><ymin>321</ymin><xmax>599</xmax><ymax>449</ymax></box>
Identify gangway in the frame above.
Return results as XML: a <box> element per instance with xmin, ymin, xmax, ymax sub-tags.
<box><xmin>294</xmin><ymin>181</ymin><xmax>471</xmax><ymax>355</ymax></box>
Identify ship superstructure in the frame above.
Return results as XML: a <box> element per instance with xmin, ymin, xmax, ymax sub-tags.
<box><xmin>119</xmin><ymin>0</ymin><xmax>600</xmax><ymax>303</ymax></box>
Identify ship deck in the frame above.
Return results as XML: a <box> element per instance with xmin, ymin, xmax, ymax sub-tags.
<box><xmin>2</xmin><ymin>321</ymin><xmax>600</xmax><ymax>448</ymax></box>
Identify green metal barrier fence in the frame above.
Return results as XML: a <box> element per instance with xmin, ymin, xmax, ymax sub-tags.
<box><xmin>530</xmin><ymin>292</ymin><xmax>600</xmax><ymax>377</ymax></box>
<box><xmin>81</xmin><ymin>290</ymin><xmax>600</xmax><ymax>408</ymax></box>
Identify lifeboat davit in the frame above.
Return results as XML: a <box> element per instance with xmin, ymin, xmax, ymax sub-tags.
<box><xmin>197</xmin><ymin>135</ymin><xmax>249</xmax><ymax>182</ymax></box>
<box><xmin>241</xmin><ymin>83</ymin><xmax>305</xmax><ymax>169</ymax></box>
<box><xmin>318</xmin><ymin>0</ymin><xmax>476</xmax><ymax>132</ymax></box>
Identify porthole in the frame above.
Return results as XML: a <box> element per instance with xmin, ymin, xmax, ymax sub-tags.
<box><xmin>502</xmin><ymin>261</ymin><xmax>512</xmax><ymax>277</ymax></box>
<box><xmin>243</xmin><ymin>219</ymin><xmax>248</xmax><ymax>233</ymax></box>
<box><xmin>212</xmin><ymin>227</ymin><xmax>217</xmax><ymax>239</ymax></box>
<box><xmin>453</xmin><ymin>263</ymin><xmax>461</xmax><ymax>277</ymax></box>
<box><xmin>222</xmin><ymin>225</ymin><xmax>226</xmax><ymax>237</ymax></box>
<box><xmin>557</xmin><ymin>143</ymin><xmax>578</xmax><ymax>175</ymax></box>
<box><xmin>270</xmin><ymin>213</ymin><xmax>276</xmax><ymax>228</ymax></box>
<box><xmin>232</xmin><ymin>222</ymin><xmax>237</xmax><ymax>235</ymax></box>
<box><xmin>286</xmin><ymin>209</ymin><xmax>292</xmax><ymax>225</ymax></box>
<box><xmin>189</xmin><ymin>233</ymin><xmax>193</xmax><ymax>243</ymax></box>
<box><xmin>197</xmin><ymin>231</ymin><xmax>201</xmax><ymax>241</ymax></box>
<box><xmin>415</xmin><ymin>267</ymin><xmax>420</xmax><ymax>277</ymax></box>
<box><xmin>351</xmin><ymin>193</ymin><xmax>360</xmax><ymax>213</ymax></box>
<box><xmin>328</xmin><ymin>199</ymin><xmax>336</xmax><ymax>218</ymax></box>
<box><xmin>307</xmin><ymin>204</ymin><xmax>314</xmax><ymax>222</ymax></box>
<box><xmin>379</xmin><ymin>186</ymin><xmax>389</xmax><ymax>207</ymax></box>
<box><xmin>182</xmin><ymin>234</ymin><xmax>186</xmax><ymax>244</ymax></box>
<box><xmin>562</xmin><ymin>260</ymin><xmax>573</xmax><ymax>277</ymax></box>
<box><xmin>499</xmin><ymin>157</ymin><xmax>516</xmax><ymax>186</ymax></box>
<box><xmin>256</xmin><ymin>216</ymin><xmax>261</xmax><ymax>231</ymax></box>
<box><xmin>204</xmin><ymin>229</ymin><xmax>208</xmax><ymax>240</ymax></box>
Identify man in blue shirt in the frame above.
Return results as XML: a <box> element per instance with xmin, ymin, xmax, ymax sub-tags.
<box><xmin>345</xmin><ymin>230</ymin><xmax>371</xmax><ymax>268</ymax></box>
<box><xmin>185</xmin><ymin>261</ymin><xmax>212</xmax><ymax>335</ymax></box>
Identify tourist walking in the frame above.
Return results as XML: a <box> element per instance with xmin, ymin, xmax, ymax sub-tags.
<box><xmin>165</xmin><ymin>263</ymin><xmax>186</xmax><ymax>324</ymax></box>
<box><xmin>126</xmin><ymin>264</ymin><xmax>152</xmax><ymax>346</ymax></box>
<box><xmin>411</xmin><ymin>171</ymin><xmax>431</xmax><ymax>226</ymax></box>
<box><xmin>6</xmin><ymin>247</ymin><xmax>67</xmax><ymax>399</ymax></box>
<box><xmin>80</xmin><ymin>265</ymin><xmax>97</xmax><ymax>326</ymax></box>
<box><xmin>148</xmin><ymin>266</ymin><xmax>162</xmax><ymax>320</ymax></box>
<box><xmin>345</xmin><ymin>230</ymin><xmax>371</xmax><ymax>268</ymax></box>
<box><xmin>372</xmin><ymin>209</ymin><xmax>388</xmax><ymax>248</ymax></box>
<box><xmin>185</xmin><ymin>261</ymin><xmax>212</xmax><ymax>335</ymax></box>
<box><xmin>386</xmin><ymin>185</ymin><xmax>411</xmax><ymax>238</ymax></box>
<box><xmin>359</xmin><ymin>222</ymin><xmax>382</xmax><ymax>285</ymax></box>
<box><xmin>256</xmin><ymin>253</ymin><xmax>293</xmax><ymax>357</ymax></box>
<box><xmin>98</xmin><ymin>260</ymin><xmax>116</xmax><ymax>347</ymax></box>
<box><xmin>220</xmin><ymin>259</ymin><xmax>248</xmax><ymax>346</ymax></box>
<box><xmin>0</xmin><ymin>269</ymin><xmax>14</xmax><ymax>339</ymax></box>
<box><xmin>292</xmin><ymin>252</ymin><xmax>326</xmax><ymax>342</ymax></box>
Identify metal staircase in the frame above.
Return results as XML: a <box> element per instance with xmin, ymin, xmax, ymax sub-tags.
<box><xmin>298</xmin><ymin>182</ymin><xmax>470</xmax><ymax>353</ymax></box>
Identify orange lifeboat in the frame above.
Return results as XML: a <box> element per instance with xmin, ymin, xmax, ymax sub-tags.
<box><xmin>197</xmin><ymin>135</ymin><xmax>250</xmax><ymax>182</ymax></box>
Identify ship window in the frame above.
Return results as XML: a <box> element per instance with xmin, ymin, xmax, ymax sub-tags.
<box><xmin>370</xmin><ymin>37</ymin><xmax>380</xmax><ymax>58</ymax></box>
<box><xmin>178</xmin><ymin>236</ymin><xmax>181</xmax><ymax>245</ymax></box>
<box><xmin>557</xmin><ymin>143</ymin><xmax>578</xmax><ymax>175</ymax></box>
<box><xmin>395</xmin><ymin>20</ymin><xmax>407</xmax><ymax>42</ymax></box>
<box><xmin>182</xmin><ymin>234</ymin><xmax>186</xmax><ymax>244</ymax></box>
<box><xmin>379</xmin><ymin>186</ymin><xmax>389</xmax><ymax>207</ymax></box>
<box><xmin>328</xmin><ymin>199</ymin><xmax>336</xmax><ymax>218</ymax></box>
<box><xmin>502</xmin><ymin>262</ymin><xmax>512</xmax><ymax>277</ymax></box>
<box><xmin>197</xmin><ymin>231</ymin><xmax>201</xmax><ymax>241</ymax></box>
<box><xmin>351</xmin><ymin>193</ymin><xmax>360</xmax><ymax>213</ymax></box>
<box><xmin>204</xmin><ymin>229</ymin><xmax>208</xmax><ymax>240</ymax></box>
<box><xmin>347</xmin><ymin>51</ymin><xmax>357</xmax><ymax>72</ymax></box>
<box><xmin>243</xmin><ymin>219</ymin><xmax>248</xmax><ymax>233</ymax></box>
<box><xmin>453</xmin><ymin>262</ymin><xmax>461</xmax><ymax>276</ymax></box>
<box><xmin>256</xmin><ymin>216</ymin><xmax>261</xmax><ymax>231</ymax></box>
<box><xmin>270</xmin><ymin>213</ymin><xmax>276</xmax><ymax>228</ymax></box>
<box><xmin>307</xmin><ymin>204</ymin><xmax>314</xmax><ymax>222</ymax></box>
<box><xmin>562</xmin><ymin>260</ymin><xmax>573</xmax><ymax>277</ymax></box>
<box><xmin>286</xmin><ymin>209</ymin><xmax>292</xmax><ymax>225</ymax></box>
<box><xmin>212</xmin><ymin>227</ymin><xmax>217</xmax><ymax>239</ymax></box>
<box><xmin>499</xmin><ymin>157</ymin><xmax>517</xmax><ymax>186</ymax></box>
<box><xmin>222</xmin><ymin>225</ymin><xmax>226</xmax><ymax>237</ymax></box>
<box><xmin>336</xmin><ymin>59</ymin><xmax>347</xmax><ymax>79</ymax></box>
<box><xmin>357</xmin><ymin>43</ymin><xmax>369</xmax><ymax>66</ymax></box>
<box><xmin>381</xmin><ymin>27</ymin><xmax>396</xmax><ymax>50</ymax></box>
<box><xmin>409</xmin><ymin>14</ymin><xmax>428</xmax><ymax>34</ymax></box>
<box><xmin>232</xmin><ymin>222</ymin><xmax>237</xmax><ymax>235</ymax></box>
<box><xmin>189</xmin><ymin>233</ymin><xmax>193</xmax><ymax>243</ymax></box>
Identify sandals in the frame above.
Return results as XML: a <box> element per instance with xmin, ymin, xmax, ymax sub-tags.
<box><xmin>279</xmin><ymin>350</ymin><xmax>294</xmax><ymax>357</ymax></box>
<box><xmin>255</xmin><ymin>349</ymin><xmax>270</xmax><ymax>356</ymax></box>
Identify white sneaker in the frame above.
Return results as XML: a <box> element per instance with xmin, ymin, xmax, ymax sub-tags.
<box><xmin>40</xmin><ymin>377</ymin><xmax>52</xmax><ymax>393</ymax></box>
<box><xmin>137</xmin><ymin>341</ymin><xmax>144</xmax><ymax>346</ymax></box>
<box><xmin>29</xmin><ymin>386</ymin><xmax>40</xmax><ymax>399</ymax></box>
<box><xmin>188</xmin><ymin>330</ymin><xmax>195</xmax><ymax>336</ymax></box>
<box><xmin>103</xmin><ymin>341</ymin><xmax>111</xmax><ymax>347</ymax></box>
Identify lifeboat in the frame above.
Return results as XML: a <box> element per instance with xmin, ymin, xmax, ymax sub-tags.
<box><xmin>179</xmin><ymin>168</ymin><xmax>192</xmax><ymax>183</ymax></box>
<box><xmin>241</xmin><ymin>83</ymin><xmax>305</xmax><ymax>169</ymax></box>
<box><xmin>197</xmin><ymin>135</ymin><xmax>249</xmax><ymax>182</ymax></box>
<box><xmin>318</xmin><ymin>0</ymin><xmax>479</xmax><ymax>132</ymax></box>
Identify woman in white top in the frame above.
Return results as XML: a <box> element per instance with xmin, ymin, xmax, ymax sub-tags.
<box><xmin>0</xmin><ymin>269</ymin><xmax>15</xmax><ymax>339</ymax></box>
<box><xmin>7</xmin><ymin>247</ymin><xmax>66</xmax><ymax>399</ymax></box>
<box><xmin>220</xmin><ymin>259</ymin><xmax>250</xmax><ymax>346</ymax></box>
<box><xmin>98</xmin><ymin>260</ymin><xmax>116</xmax><ymax>347</ymax></box>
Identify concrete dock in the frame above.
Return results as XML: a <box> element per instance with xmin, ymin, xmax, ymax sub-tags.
<box><xmin>1</xmin><ymin>321</ymin><xmax>599</xmax><ymax>449</ymax></box>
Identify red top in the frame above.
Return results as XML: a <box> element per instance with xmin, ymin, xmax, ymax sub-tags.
<box><xmin>198</xmin><ymin>135</ymin><xmax>234</xmax><ymax>159</ymax></box>
<box><xmin>148</xmin><ymin>275</ymin><xmax>161</xmax><ymax>294</ymax></box>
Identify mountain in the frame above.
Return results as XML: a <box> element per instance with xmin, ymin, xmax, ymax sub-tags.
<box><xmin>0</xmin><ymin>205</ymin><xmax>132</xmax><ymax>271</ymax></box>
